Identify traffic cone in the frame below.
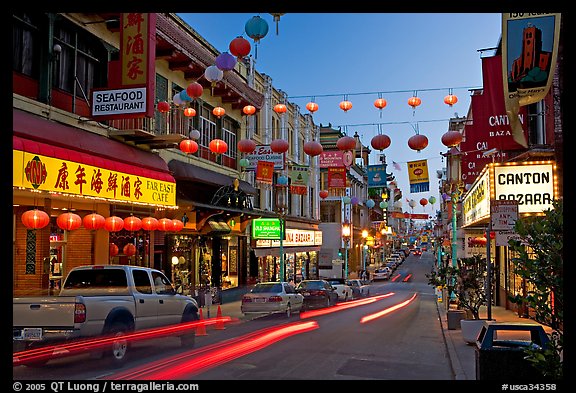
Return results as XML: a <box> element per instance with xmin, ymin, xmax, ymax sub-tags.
<box><xmin>215</xmin><ymin>305</ymin><xmax>225</xmax><ymax>330</ymax></box>
<box><xmin>196</xmin><ymin>308</ymin><xmax>207</xmax><ymax>336</ymax></box>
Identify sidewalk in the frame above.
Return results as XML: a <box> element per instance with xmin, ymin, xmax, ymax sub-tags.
<box><xmin>437</xmin><ymin>302</ymin><xmax>553</xmax><ymax>380</ymax></box>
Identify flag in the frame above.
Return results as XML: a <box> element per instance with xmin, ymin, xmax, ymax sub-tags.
<box><xmin>393</xmin><ymin>161</ymin><xmax>401</xmax><ymax>171</ymax></box>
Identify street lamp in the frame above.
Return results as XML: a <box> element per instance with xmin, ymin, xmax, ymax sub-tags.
<box><xmin>361</xmin><ymin>229</ymin><xmax>369</xmax><ymax>271</ymax></box>
<box><xmin>342</xmin><ymin>221</ymin><xmax>351</xmax><ymax>279</ymax></box>
<box><xmin>275</xmin><ymin>181</ymin><xmax>289</xmax><ymax>282</ymax></box>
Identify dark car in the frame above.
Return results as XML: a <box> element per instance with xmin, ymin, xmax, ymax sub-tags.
<box><xmin>295</xmin><ymin>280</ymin><xmax>339</xmax><ymax>310</ymax></box>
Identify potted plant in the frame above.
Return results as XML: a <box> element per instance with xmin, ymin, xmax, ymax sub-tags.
<box><xmin>426</xmin><ymin>263</ymin><xmax>465</xmax><ymax>330</ymax></box>
<box><xmin>453</xmin><ymin>254</ymin><xmax>494</xmax><ymax>344</ymax></box>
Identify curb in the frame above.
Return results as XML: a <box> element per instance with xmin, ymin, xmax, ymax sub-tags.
<box><xmin>436</xmin><ymin>301</ymin><xmax>468</xmax><ymax>380</ymax></box>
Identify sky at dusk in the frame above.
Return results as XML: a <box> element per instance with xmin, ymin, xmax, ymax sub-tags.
<box><xmin>177</xmin><ymin>13</ymin><xmax>503</xmax><ymax>214</ymax></box>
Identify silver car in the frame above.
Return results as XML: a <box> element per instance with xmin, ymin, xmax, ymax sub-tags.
<box><xmin>241</xmin><ymin>282</ymin><xmax>304</xmax><ymax>317</ymax></box>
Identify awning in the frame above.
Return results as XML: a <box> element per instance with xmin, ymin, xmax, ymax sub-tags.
<box><xmin>168</xmin><ymin>159</ymin><xmax>257</xmax><ymax>195</ymax></box>
<box><xmin>207</xmin><ymin>220</ymin><xmax>231</xmax><ymax>234</ymax></box>
<box><xmin>253</xmin><ymin>246</ymin><xmax>321</xmax><ymax>258</ymax></box>
<box><xmin>13</xmin><ymin>109</ymin><xmax>174</xmax><ymax>182</ymax></box>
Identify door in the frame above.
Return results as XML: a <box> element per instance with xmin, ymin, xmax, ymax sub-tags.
<box><xmin>151</xmin><ymin>270</ymin><xmax>184</xmax><ymax>326</ymax></box>
<box><xmin>131</xmin><ymin>269</ymin><xmax>158</xmax><ymax>330</ymax></box>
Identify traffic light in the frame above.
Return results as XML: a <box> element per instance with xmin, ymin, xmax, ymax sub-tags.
<box><xmin>338</xmin><ymin>250</ymin><xmax>343</xmax><ymax>258</ymax></box>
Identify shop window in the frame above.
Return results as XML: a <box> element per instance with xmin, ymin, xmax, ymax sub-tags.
<box><xmin>49</xmin><ymin>218</ymin><xmax>67</xmax><ymax>294</ymax></box>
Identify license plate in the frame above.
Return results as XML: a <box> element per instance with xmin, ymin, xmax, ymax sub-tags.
<box><xmin>253</xmin><ymin>298</ymin><xmax>266</xmax><ymax>303</ymax></box>
<box><xmin>22</xmin><ymin>328</ymin><xmax>42</xmax><ymax>340</ymax></box>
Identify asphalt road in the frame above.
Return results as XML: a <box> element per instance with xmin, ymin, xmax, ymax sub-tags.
<box><xmin>13</xmin><ymin>252</ymin><xmax>454</xmax><ymax>381</ymax></box>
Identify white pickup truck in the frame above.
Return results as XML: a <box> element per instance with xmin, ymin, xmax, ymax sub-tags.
<box><xmin>13</xmin><ymin>265</ymin><xmax>199</xmax><ymax>367</ymax></box>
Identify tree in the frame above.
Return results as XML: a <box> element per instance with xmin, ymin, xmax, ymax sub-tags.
<box><xmin>507</xmin><ymin>198</ymin><xmax>563</xmax><ymax>379</ymax></box>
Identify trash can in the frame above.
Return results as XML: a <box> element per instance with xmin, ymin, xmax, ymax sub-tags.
<box><xmin>447</xmin><ymin>309</ymin><xmax>466</xmax><ymax>330</ymax></box>
<box><xmin>475</xmin><ymin>322</ymin><xmax>550</xmax><ymax>380</ymax></box>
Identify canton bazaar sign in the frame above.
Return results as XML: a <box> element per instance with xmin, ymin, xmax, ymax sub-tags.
<box><xmin>13</xmin><ymin>150</ymin><xmax>176</xmax><ymax>207</ymax></box>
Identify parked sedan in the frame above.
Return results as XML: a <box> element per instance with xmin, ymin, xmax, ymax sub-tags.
<box><xmin>241</xmin><ymin>282</ymin><xmax>304</xmax><ymax>317</ymax></box>
<box><xmin>295</xmin><ymin>280</ymin><xmax>339</xmax><ymax>310</ymax></box>
<box><xmin>326</xmin><ymin>278</ymin><xmax>353</xmax><ymax>301</ymax></box>
<box><xmin>346</xmin><ymin>279</ymin><xmax>371</xmax><ymax>298</ymax></box>
<box><xmin>372</xmin><ymin>267</ymin><xmax>392</xmax><ymax>281</ymax></box>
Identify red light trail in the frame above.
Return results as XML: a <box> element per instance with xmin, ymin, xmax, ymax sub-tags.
<box><xmin>299</xmin><ymin>292</ymin><xmax>395</xmax><ymax>319</ymax></box>
<box><xmin>360</xmin><ymin>292</ymin><xmax>418</xmax><ymax>324</ymax></box>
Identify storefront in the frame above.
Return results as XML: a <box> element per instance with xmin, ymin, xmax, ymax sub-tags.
<box><xmin>252</xmin><ymin>221</ymin><xmax>323</xmax><ymax>283</ymax></box>
<box><xmin>461</xmin><ymin>160</ymin><xmax>558</xmax><ymax>311</ymax></box>
<box><xmin>13</xmin><ymin>110</ymin><xmax>178</xmax><ymax>296</ymax></box>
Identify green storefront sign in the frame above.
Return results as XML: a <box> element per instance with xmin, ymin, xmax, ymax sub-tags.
<box><xmin>252</xmin><ymin>218</ymin><xmax>281</xmax><ymax>239</ymax></box>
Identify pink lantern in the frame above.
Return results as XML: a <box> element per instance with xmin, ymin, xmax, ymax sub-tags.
<box><xmin>370</xmin><ymin>134</ymin><xmax>391</xmax><ymax>151</ymax></box>
<box><xmin>408</xmin><ymin>134</ymin><xmax>429</xmax><ymax>152</ymax></box>
<box><xmin>186</xmin><ymin>82</ymin><xmax>204</xmax><ymax>99</ymax></box>
<box><xmin>303</xmin><ymin>141</ymin><xmax>323</xmax><ymax>157</ymax></box>
<box><xmin>441</xmin><ymin>130</ymin><xmax>463</xmax><ymax>147</ymax></box>
<box><xmin>270</xmin><ymin>139</ymin><xmax>289</xmax><ymax>153</ymax></box>
<box><xmin>237</xmin><ymin>139</ymin><xmax>257</xmax><ymax>153</ymax></box>
<box><xmin>336</xmin><ymin>136</ymin><xmax>356</xmax><ymax>151</ymax></box>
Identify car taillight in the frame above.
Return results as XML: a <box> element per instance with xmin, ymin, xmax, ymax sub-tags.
<box><xmin>268</xmin><ymin>296</ymin><xmax>283</xmax><ymax>302</ymax></box>
<box><xmin>242</xmin><ymin>296</ymin><xmax>252</xmax><ymax>303</ymax></box>
<box><xmin>74</xmin><ymin>303</ymin><xmax>86</xmax><ymax>323</ymax></box>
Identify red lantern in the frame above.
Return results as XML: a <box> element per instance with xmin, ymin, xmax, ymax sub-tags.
<box><xmin>441</xmin><ymin>130</ymin><xmax>463</xmax><ymax>147</ymax></box>
<box><xmin>303</xmin><ymin>141</ymin><xmax>323</xmax><ymax>157</ymax></box>
<box><xmin>370</xmin><ymin>134</ymin><xmax>391</xmax><ymax>151</ymax></box>
<box><xmin>172</xmin><ymin>219</ymin><xmax>184</xmax><ymax>232</ymax></box>
<box><xmin>180</xmin><ymin>139</ymin><xmax>199</xmax><ymax>154</ymax></box>
<box><xmin>104</xmin><ymin>216</ymin><xmax>124</xmax><ymax>232</ymax></box>
<box><xmin>124</xmin><ymin>216</ymin><xmax>142</xmax><ymax>232</ymax></box>
<box><xmin>57</xmin><ymin>212</ymin><xmax>82</xmax><ymax>231</ymax></box>
<box><xmin>109</xmin><ymin>243</ymin><xmax>119</xmax><ymax>257</ymax></box>
<box><xmin>141</xmin><ymin>217</ymin><xmax>159</xmax><ymax>231</ymax></box>
<box><xmin>237</xmin><ymin>138</ymin><xmax>256</xmax><ymax>153</ymax></box>
<box><xmin>242</xmin><ymin>105</ymin><xmax>256</xmax><ymax>116</ymax></box>
<box><xmin>420</xmin><ymin>198</ymin><xmax>428</xmax><ymax>207</ymax></box>
<box><xmin>229</xmin><ymin>36</ymin><xmax>251</xmax><ymax>60</ymax></box>
<box><xmin>408</xmin><ymin>134</ymin><xmax>429</xmax><ymax>152</ymax></box>
<box><xmin>21</xmin><ymin>209</ymin><xmax>50</xmax><ymax>230</ymax></box>
<box><xmin>213</xmin><ymin>107</ymin><xmax>225</xmax><ymax>118</ymax></box>
<box><xmin>336</xmin><ymin>136</ymin><xmax>356</xmax><ymax>151</ymax></box>
<box><xmin>374</xmin><ymin>98</ymin><xmax>387</xmax><ymax>110</ymax></box>
<box><xmin>273</xmin><ymin>103</ymin><xmax>287</xmax><ymax>115</ymax></box>
<box><xmin>157</xmin><ymin>218</ymin><xmax>173</xmax><ymax>231</ymax></box>
<box><xmin>339</xmin><ymin>100</ymin><xmax>353</xmax><ymax>112</ymax></box>
<box><xmin>306</xmin><ymin>102</ymin><xmax>319</xmax><ymax>113</ymax></box>
<box><xmin>319</xmin><ymin>190</ymin><xmax>329</xmax><ymax>199</ymax></box>
<box><xmin>209</xmin><ymin>139</ymin><xmax>228</xmax><ymax>154</ymax></box>
<box><xmin>157</xmin><ymin>101</ymin><xmax>170</xmax><ymax>113</ymax></box>
<box><xmin>444</xmin><ymin>94</ymin><xmax>458</xmax><ymax>107</ymax></box>
<box><xmin>408</xmin><ymin>96</ymin><xmax>422</xmax><ymax>109</ymax></box>
<box><xmin>183</xmin><ymin>107</ymin><xmax>196</xmax><ymax>117</ymax></box>
<box><xmin>186</xmin><ymin>82</ymin><xmax>204</xmax><ymax>99</ymax></box>
<box><xmin>123</xmin><ymin>243</ymin><xmax>136</xmax><ymax>257</ymax></box>
<box><xmin>83</xmin><ymin>213</ymin><xmax>105</xmax><ymax>230</ymax></box>
<box><xmin>270</xmin><ymin>139</ymin><xmax>289</xmax><ymax>153</ymax></box>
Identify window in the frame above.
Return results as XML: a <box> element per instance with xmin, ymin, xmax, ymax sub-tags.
<box><xmin>152</xmin><ymin>271</ymin><xmax>173</xmax><ymax>294</ymax></box>
<box><xmin>222</xmin><ymin>118</ymin><xmax>238</xmax><ymax>161</ymax></box>
<box><xmin>52</xmin><ymin>18</ymin><xmax>108</xmax><ymax>98</ymax></box>
<box><xmin>12</xmin><ymin>13</ymin><xmax>41</xmax><ymax>78</ymax></box>
<box><xmin>63</xmin><ymin>269</ymin><xmax>128</xmax><ymax>289</ymax></box>
<box><xmin>132</xmin><ymin>269</ymin><xmax>152</xmax><ymax>294</ymax></box>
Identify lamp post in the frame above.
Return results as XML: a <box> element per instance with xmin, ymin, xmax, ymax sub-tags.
<box><xmin>342</xmin><ymin>221</ymin><xmax>351</xmax><ymax>279</ymax></box>
<box><xmin>361</xmin><ymin>229</ymin><xmax>369</xmax><ymax>271</ymax></box>
<box><xmin>275</xmin><ymin>182</ymin><xmax>288</xmax><ymax>282</ymax></box>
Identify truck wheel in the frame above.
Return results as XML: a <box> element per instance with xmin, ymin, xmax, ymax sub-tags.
<box><xmin>180</xmin><ymin>310</ymin><xmax>198</xmax><ymax>348</ymax></box>
<box><xmin>108</xmin><ymin>322</ymin><xmax>130</xmax><ymax>368</ymax></box>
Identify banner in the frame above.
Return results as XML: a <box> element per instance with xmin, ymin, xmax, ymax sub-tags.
<box><xmin>328</xmin><ymin>167</ymin><xmax>346</xmax><ymax>189</ymax></box>
<box><xmin>407</xmin><ymin>159</ymin><xmax>430</xmax><ymax>193</ymax></box>
<box><xmin>367</xmin><ymin>164</ymin><xmax>387</xmax><ymax>187</ymax></box>
<box><xmin>502</xmin><ymin>13</ymin><xmax>561</xmax><ymax>148</ymax></box>
<box><xmin>289</xmin><ymin>165</ymin><xmax>309</xmax><ymax>195</ymax></box>
<box><xmin>255</xmin><ymin>161</ymin><xmax>274</xmax><ymax>185</ymax></box>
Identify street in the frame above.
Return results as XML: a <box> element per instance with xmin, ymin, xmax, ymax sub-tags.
<box><xmin>13</xmin><ymin>252</ymin><xmax>454</xmax><ymax>380</ymax></box>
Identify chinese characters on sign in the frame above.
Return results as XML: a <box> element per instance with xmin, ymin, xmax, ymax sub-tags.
<box><xmin>14</xmin><ymin>150</ymin><xmax>176</xmax><ymax>207</ymax></box>
<box><xmin>407</xmin><ymin>159</ymin><xmax>430</xmax><ymax>193</ymax></box>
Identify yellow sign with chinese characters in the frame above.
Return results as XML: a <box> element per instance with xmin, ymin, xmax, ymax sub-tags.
<box><xmin>13</xmin><ymin>150</ymin><xmax>176</xmax><ymax>207</ymax></box>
